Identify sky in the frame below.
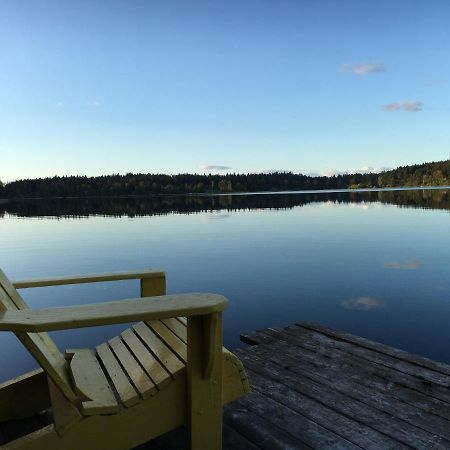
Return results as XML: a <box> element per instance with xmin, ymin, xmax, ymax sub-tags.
<box><xmin>1</xmin><ymin>0</ymin><xmax>449</xmax><ymax>181</ymax></box>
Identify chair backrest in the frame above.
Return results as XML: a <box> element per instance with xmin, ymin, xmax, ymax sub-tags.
<box><xmin>0</xmin><ymin>270</ymin><xmax>78</xmax><ymax>402</ymax></box>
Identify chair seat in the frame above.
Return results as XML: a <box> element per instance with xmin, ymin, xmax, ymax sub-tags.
<box><xmin>67</xmin><ymin>318</ymin><xmax>192</xmax><ymax>415</ymax></box>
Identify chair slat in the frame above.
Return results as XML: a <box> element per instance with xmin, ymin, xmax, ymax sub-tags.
<box><xmin>133</xmin><ymin>322</ymin><xmax>184</xmax><ymax>377</ymax></box>
<box><xmin>68</xmin><ymin>349</ymin><xmax>118</xmax><ymax>415</ymax></box>
<box><xmin>120</xmin><ymin>328</ymin><xmax>171</xmax><ymax>389</ymax></box>
<box><xmin>161</xmin><ymin>318</ymin><xmax>187</xmax><ymax>343</ymax></box>
<box><xmin>147</xmin><ymin>320</ymin><xmax>187</xmax><ymax>362</ymax></box>
<box><xmin>109</xmin><ymin>336</ymin><xmax>157</xmax><ymax>399</ymax></box>
<box><xmin>96</xmin><ymin>343</ymin><xmax>139</xmax><ymax>407</ymax></box>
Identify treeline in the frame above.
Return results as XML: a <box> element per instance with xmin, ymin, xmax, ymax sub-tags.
<box><xmin>1</xmin><ymin>159</ymin><xmax>449</xmax><ymax>199</ymax></box>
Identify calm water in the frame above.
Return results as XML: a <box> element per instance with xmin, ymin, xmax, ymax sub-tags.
<box><xmin>1</xmin><ymin>188</ymin><xmax>450</xmax><ymax>381</ymax></box>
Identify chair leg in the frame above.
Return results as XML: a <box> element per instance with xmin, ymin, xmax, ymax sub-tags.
<box><xmin>187</xmin><ymin>314</ymin><xmax>223</xmax><ymax>450</ymax></box>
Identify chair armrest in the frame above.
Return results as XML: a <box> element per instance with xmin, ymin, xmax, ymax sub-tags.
<box><xmin>12</xmin><ymin>269</ymin><xmax>165</xmax><ymax>289</ymax></box>
<box><xmin>0</xmin><ymin>293</ymin><xmax>227</xmax><ymax>332</ymax></box>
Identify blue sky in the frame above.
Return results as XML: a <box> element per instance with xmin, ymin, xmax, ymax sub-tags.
<box><xmin>1</xmin><ymin>0</ymin><xmax>449</xmax><ymax>181</ymax></box>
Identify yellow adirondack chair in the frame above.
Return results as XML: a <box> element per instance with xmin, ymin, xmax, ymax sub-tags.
<box><xmin>0</xmin><ymin>269</ymin><xmax>249</xmax><ymax>450</ymax></box>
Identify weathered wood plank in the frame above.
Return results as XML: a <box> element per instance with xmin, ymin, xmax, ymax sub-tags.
<box><xmin>96</xmin><ymin>343</ymin><xmax>139</xmax><ymax>408</ymax></box>
<box><xmin>292</xmin><ymin>324</ymin><xmax>450</xmax><ymax>388</ymax></box>
<box><xmin>236</xmin><ymin>391</ymin><xmax>363</xmax><ymax>450</ymax></box>
<box><xmin>235</xmin><ymin>349</ymin><xmax>448</xmax><ymax>449</ymax></box>
<box><xmin>246</xmin><ymin>326</ymin><xmax>450</xmax><ymax>405</ymax></box>
<box><xmin>245</xmin><ymin>340</ymin><xmax>450</xmax><ymax>442</ymax></box>
<box><xmin>241</xmin><ymin>329</ymin><xmax>276</xmax><ymax>346</ymax></box>
<box><xmin>120</xmin><ymin>328</ymin><xmax>171</xmax><ymax>389</ymax></box>
<box><xmin>240</xmin><ymin>330</ymin><xmax>276</xmax><ymax>345</ymax></box>
<box><xmin>301</xmin><ymin>322</ymin><xmax>450</xmax><ymax>376</ymax></box>
<box><xmin>276</xmin><ymin>325</ymin><xmax>450</xmax><ymax>403</ymax></box>
<box><xmin>224</xmin><ymin>404</ymin><xmax>313</xmax><ymax>450</ymax></box>
<box><xmin>256</xmin><ymin>329</ymin><xmax>450</xmax><ymax>421</ymax></box>
<box><xmin>244</xmin><ymin>366</ymin><xmax>408</xmax><ymax>450</ymax></box>
<box><xmin>133</xmin><ymin>322</ymin><xmax>184</xmax><ymax>377</ymax></box>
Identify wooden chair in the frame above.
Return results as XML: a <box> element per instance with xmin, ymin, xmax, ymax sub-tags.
<box><xmin>0</xmin><ymin>269</ymin><xmax>249</xmax><ymax>450</ymax></box>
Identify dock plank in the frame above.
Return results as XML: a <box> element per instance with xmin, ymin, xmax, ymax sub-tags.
<box><xmin>301</xmin><ymin>322</ymin><xmax>450</xmax><ymax>376</ymax></box>
<box><xmin>291</xmin><ymin>325</ymin><xmax>450</xmax><ymax>388</ymax></box>
<box><xmin>243</xmin><ymin>340</ymin><xmax>450</xmax><ymax>442</ymax></box>
<box><xmin>245</xmin><ymin>326</ymin><xmax>450</xmax><ymax>404</ymax></box>
<box><xmin>236</xmin><ymin>349</ymin><xmax>447</xmax><ymax>449</ymax></box>
<box><xmin>244</xmin><ymin>367</ymin><xmax>410</xmax><ymax>450</ymax></box>
<box><xmin>259</xmin><ymin>329</ymin><xmax>450</xmax><ymax>421</ymax></box>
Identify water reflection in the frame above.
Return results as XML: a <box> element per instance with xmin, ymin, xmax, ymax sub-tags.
<box><xmin>2</xmin><ymin>188</ymin><xmax>450</xmax><ymax>218</ymax></box>
<box><xmin>384</xmin><ymin>260</ymin><xmax>420</xmax><ymax>270</ymax></box>
<box><xmin>341</xmin><ymin>296</ymin><xmax>384</xmax><ymax>311</ymax></box>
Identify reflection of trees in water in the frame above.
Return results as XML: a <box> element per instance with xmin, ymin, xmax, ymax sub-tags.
<box><xmin>1</xmin><ymin>189</ymin><xmax>450</xmax><ymax>219</ymax></box>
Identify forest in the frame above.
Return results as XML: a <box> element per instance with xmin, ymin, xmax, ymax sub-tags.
<box><xmin>1</xmin><ymin>159</ymin><xmax>449</xmax><ymax>199</ymax></box>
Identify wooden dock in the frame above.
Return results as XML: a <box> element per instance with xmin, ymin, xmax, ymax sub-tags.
<box><xmin>148</xmin><ymin>322</ymin><xmax>450</xmax><ymax>449</ymax></box>
<box><xmin>2</xmin><ymin>322</ymin><xmax>450</xmax><ymax>449</ymax></box>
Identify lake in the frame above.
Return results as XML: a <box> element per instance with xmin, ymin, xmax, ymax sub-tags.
<box><xmin>1</xmin><ymin>188</ymin><xmax>450</xmax><ymax>382</ymax></box>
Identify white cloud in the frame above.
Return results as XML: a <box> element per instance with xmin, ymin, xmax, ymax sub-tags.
<box><xmin>87</xmin><ymin>100</ymin><xmax>100</xmax><ymax>107</ymax></box>
<box><xmin>320</xmin><ymin>166</ymin><xmax>391</xmax><ymax>177</ymax></box>
<box><xmin>262</xmin><ymin>169</ymin><xmax>292</xmax><ymax>174</ymax></box>
<box><xmin>403</xmin><ymin>101</ymin><xmax>423</xmax><ymax>112</ymax></box>
<box><xmin>200</xmin><ymin>165</ymin><xmax>231</xmax><ymax>171</ymax></box>
<box><xmin>341</xmin><ymin>296</ymin><xmax>383</xmax><ymax>311</ymax></box>
<box><xmin>382</xmin><ymin>103</ymin><xmax>402</xmax><ymax>112</ymax></box>
<box><xmin>56</xmin><ymin>101</ymin><xmax>64</xmax><ymax>108</ymax></box>
<box><xmin>341</xmin><ymin>62</ymin><xmax>386</xmax><ymax>75</ymax></box>
<box><xmin>320</xmin><ymin>169</ymin><xmax>349</xmax><ymax>177</ymax></box>
<box><xmin>382</xmin><ymin>101</ymin><xmax>423</xmax><ymax>112</ymax></box>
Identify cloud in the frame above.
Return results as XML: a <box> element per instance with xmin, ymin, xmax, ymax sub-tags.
<box><xmin>320</xmin><ymin>166</ymin><xmax>388</xmax><ymax>177</ymax></box>
<box><xmin>199</xmin><ymin>165</ymin><xmax>231</xmax><ymax>171</ymax></box>
<box><xmin>341</xmin><ymin>296</ymin><xmax>383</xmax><ymax>311</ymax></box>
<box><xmin>87</xmin><ymin>100</ymin><xmax>100</xmax><ymax>107</ymax></box>
<box><xmin>403</xmin><ymin>101</ymin><xmax>423</xmax><ymax>112</ymax></box>
<box><xmin>56</xmin><ymin>101</ymin><xmax>64</xmax><ymax>108</ymax></box>
<box><xmin>356</xmin><ymin>166</ymin><xmax>390</xmax><ymax>174</ymax></box>
<box><xmin>384</xmin><ymin>259</ymin><xmax>420</xmax><ymax>270</ymax></box>
<box><xmin>262</xmin><ymin>169</ymin><xmax>292</xmax><ymax>174</ymax></box>
<box><xmin>341</xmin><ymin>63</ymin><xmax>386</xmax><ymax>75</ymax></box>
<box><xmin>382</xmin><ymin>101</ymin><xmax>423</xmax><ymax>112</ymax></box>
<box><xmin>382</xmin><ymin>103</ymin><xmax>402</xmax><ymax>112</ymax></box>
<box><xmin>320</xmin><ymin>169</ymin><xmax>349</xmax><ymax>177</ymax></box>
